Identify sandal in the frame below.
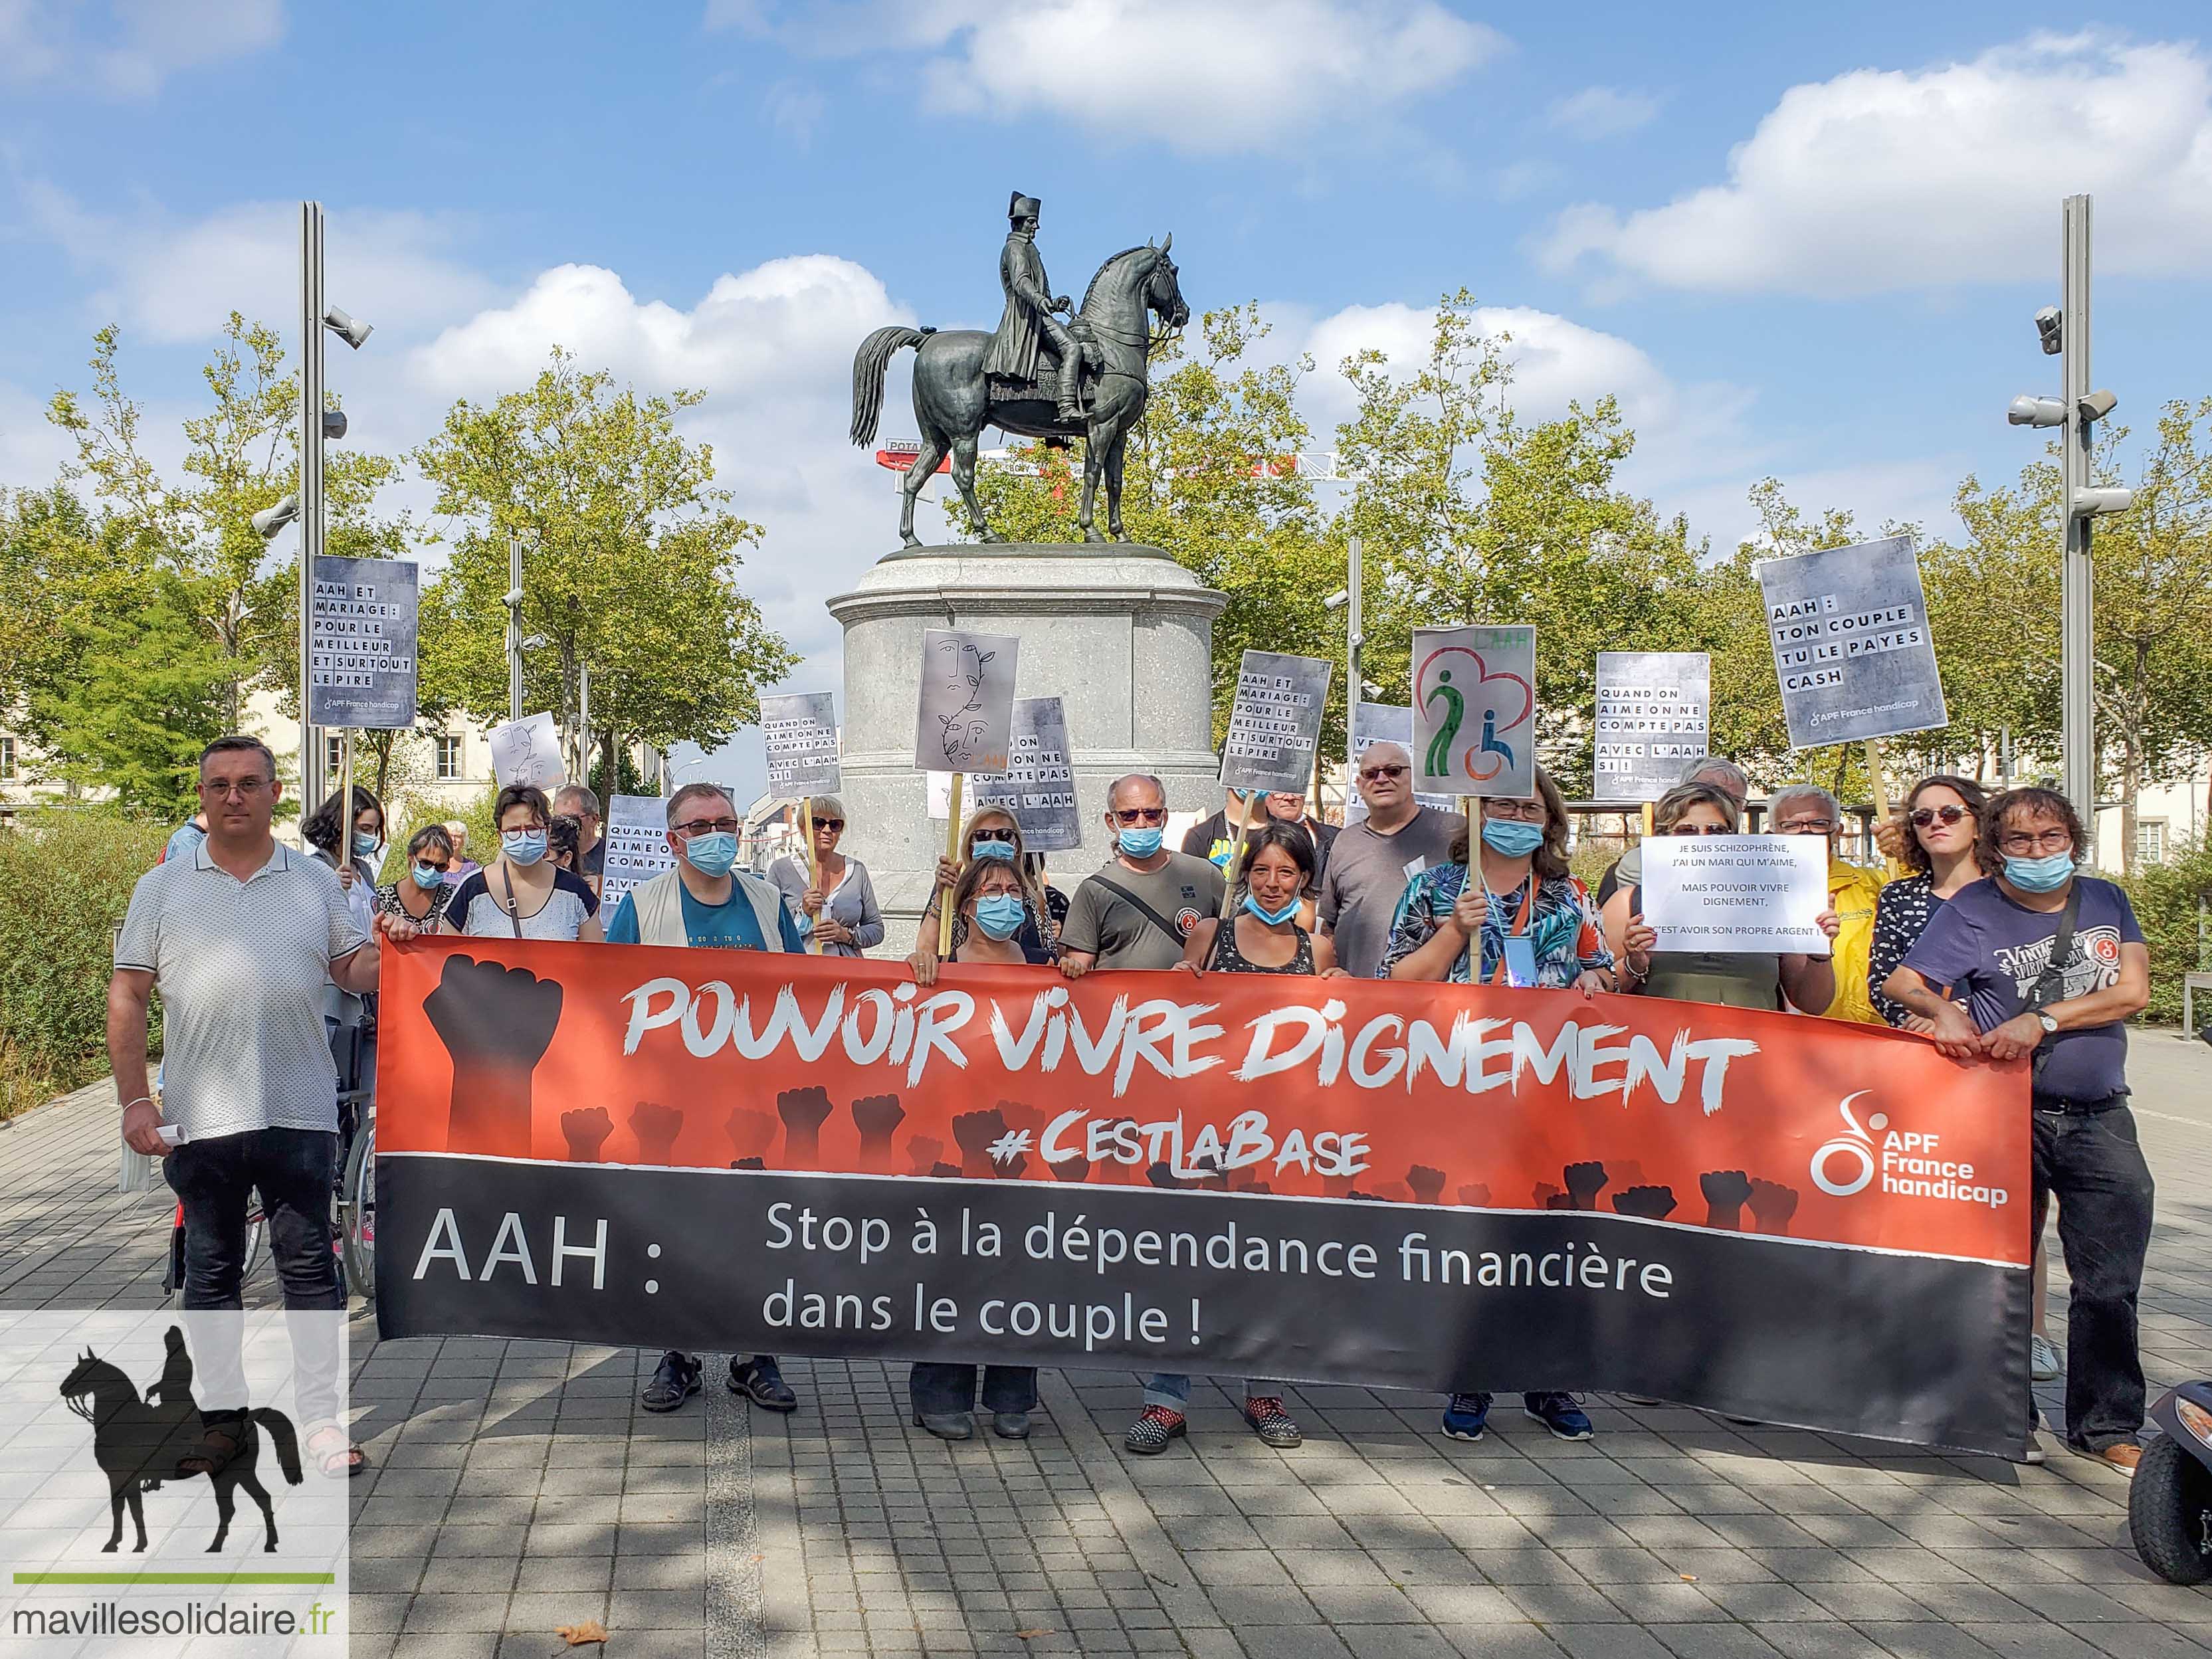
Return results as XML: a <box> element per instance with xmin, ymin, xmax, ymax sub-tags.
<box><xmin>304</xmin><ymin>1422</ymin><xmax>365</xmax><ymax>1479</ymax></box>
<box><xmin>177</xmin><ymin>1419</ymin><xmax>246</xmax><ymax>1479</ymax></box>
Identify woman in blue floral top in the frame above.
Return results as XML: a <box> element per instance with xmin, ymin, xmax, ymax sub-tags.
<box><xmin>1381</xmin><ymin>765</ymin><xmax>1615</xmax><ymax>1448</ymax></box>
<box><xmin>1381</xmin><ymin>767</ymin><xmax>1615</xmax><ymax>995</ymax></box>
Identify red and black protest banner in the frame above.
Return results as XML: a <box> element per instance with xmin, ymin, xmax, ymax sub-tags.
<box><xmin>375</xmin><ymin>939</ymin><xmax>2033</xmax><ymax>1456</ymax></box>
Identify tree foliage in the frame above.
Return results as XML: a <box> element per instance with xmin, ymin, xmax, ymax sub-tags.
<box><xmin>412</xmin><ymin>350</ymin><xmax>796</xmax><ymax>783</ymax></box>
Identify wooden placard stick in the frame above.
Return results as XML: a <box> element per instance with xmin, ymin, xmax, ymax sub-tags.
<box><xmin>801</xmin><ymin>797</ymin><xmax>822</xmax><ymax>955</ymax></box>
<box><xmin>937</xmin><ymin>774</ymin><xmax>964</xmax><ymax>957</ymax></box>
<box><xmin>1217</xmin><ymin>789</ymin><xmax>1255</xmax><ymax>919</ymax></box>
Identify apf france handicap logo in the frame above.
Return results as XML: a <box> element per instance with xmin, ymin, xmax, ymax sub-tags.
<box><xmin>1415</xmin><ymin>642</ymin><xmax>1532</xmax><ymax>785</ymax></box>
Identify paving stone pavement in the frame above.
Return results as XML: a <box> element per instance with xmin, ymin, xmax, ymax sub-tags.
<box><xmin>4</xmin><ymin>1036</ymin><xmax>2212</xmax><ymax>1657</ymax></box>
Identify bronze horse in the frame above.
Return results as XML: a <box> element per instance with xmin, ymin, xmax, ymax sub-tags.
<box><xmin>851</xmin><ymin>238</ymin><xmax>1187</xmax><ymax>547</ymax></box>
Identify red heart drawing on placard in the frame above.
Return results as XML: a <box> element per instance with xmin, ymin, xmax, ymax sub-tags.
<box><xmin>1415</xmin><ymin>646</ymin><xmax>1534</xmax><ymax>785</ymax></box>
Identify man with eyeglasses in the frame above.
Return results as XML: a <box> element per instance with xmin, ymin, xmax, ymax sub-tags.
<box><xmin>605</xmin><ymin>781</ymin><xmax>807</xmax><ymax>1416</ymax></box>
<box><xmin>1316</xmin><ymin>741</ymin><xmax>1460</xmax><ymax>980</ymax></box>
<box><xmin>1059</xmin><ymin>773</ymin><xmax>1225</xmax><ymax>976</ymax></box>
<box><xmin>112</xmin><ymin>734</ymin><xmax>420</xmax><ymax>1480</ymax></box>
<box><xmin>1771</xmin><ymin>782</ymin><xmax>1890</xmax><ymax>1025</ymax></box>
<box><xmin>553</xmin><ymin>784</ymin><xmax>605</xmax><ymax>896</ymax></box>
<box><xmin>1885</xmin><ymin>786</ymin><xmax>2152</xmax><ymax>1475</ymax></box>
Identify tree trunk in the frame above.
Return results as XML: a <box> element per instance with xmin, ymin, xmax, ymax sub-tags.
<box><xmin>2118</xmin><ymin>739</ymin><xmax>2141</xmax><ymax>878</ymax></box>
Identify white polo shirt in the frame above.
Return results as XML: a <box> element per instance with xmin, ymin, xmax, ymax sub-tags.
<box><xmin>115</xmin><ymin>840</ymin><xmax>368</xmax><ymax>1141</ymax></box>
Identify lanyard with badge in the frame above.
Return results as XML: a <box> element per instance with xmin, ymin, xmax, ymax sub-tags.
<box><xmin>1478</xmin><ymin>873</ymin><xmax>1538</xmax><ymax>987</ymax></box>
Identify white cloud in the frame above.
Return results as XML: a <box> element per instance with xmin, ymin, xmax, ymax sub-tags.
<box><xmin>21</xmin><ymin>183</ymin><xmax>494</xmax><ymax>346</ymax></box>
<box><xmin>1538</xmin><ymin>33</ymin><xmax>2212</xmax><ymax>296</ymax></box>
<box><xmin>0</xmin><ymin>0</ymin><xmax>285</xmax><ymax>96</ymax></box>
<box><xmin>713</xmin><ymin>0</ymin><xmax>1504</xmax><ymax>154</ymax></box>
<box><xmin>0</xmin><ymin>381</ymin><xmax>78</xmax><ymax>485</ymax></box>
<box><xmin>1546</xmin><ymin>86</ymin><xmax>1661</xmax><ymax>140</ymax></box>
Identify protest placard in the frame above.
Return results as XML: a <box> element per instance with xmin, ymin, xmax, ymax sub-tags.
<box><xmin>760</xmin><ymin>692</ymin><xmax>841</xmax><ymax>796</ymax></box>
<box><xmin>308</xmin><ymin>555</ymin><xmax>418</xmax><ymax>730</ymax></box>
<box><xmin>1641</xmin><ymin>834</ymin><xmax>1829</xmax><ymax>954</ymax></box>
<box><xmin>969</xmin><ymin>696</ymin><xmax>1082</xmax><ymax>852</ymax></box>
<box><xmin>1221</xmin><ymin>650</ymin><xmax>1332</xmax><ymax>795</ymax></box>
<box><xmin>914</xmin><ymin>629</ymin><xmax>1019</xmax><ymax>773</ymax></box>
<box><xmin>1757</xmin><ymin>535</ymin><xmax>1948</xmax><ymax>749</ymax></box>
<box><xmin>1412</xmin><ymin>625</ymin><xmax>1537</xmax><ymax>797</ymax></box>
<box><xmin>1345</xmin><ymin>702</ymin><xmax>1455</xmax><ymax>824</ymax></box>
<box><xmin>487</xmin><ymin>711</ymin><xmax>565</xmax><ymax>791</ymax></box>
<box><xmin>599</xmin><ymin>794</ymin><xmax>678</xmax><ymax>911</ymax></box>
<box><xmin>377</xmin><ymin>939</ymin><xmax>2032</xmax><ymax>1457</ymax></box>
<box><xmin>1593</xmin><ymin>652</ymin><xmax>1710</xmax><ymax>801</ymax></box>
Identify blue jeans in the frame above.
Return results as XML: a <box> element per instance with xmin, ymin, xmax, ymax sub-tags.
<box><xmin>1143</xmin><ymin>1374</ymin><xmax>1282</xmax><ymax>1411</ymax></box>
<box><xmin>910</xmin><ymin>1363</ymin><xmax>1037</xmax><ymax>1416</ymax></box>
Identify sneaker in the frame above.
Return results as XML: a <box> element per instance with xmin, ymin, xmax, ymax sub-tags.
<box><xmin>641</xmin><ymin>1351</ymin><xmax>702</xmax><ymax>1413</ymax></box>
<box><xmin>2070</xmin><ymin>1439</ymin><xmax>2142</xmax><ymax>1476</ymax></box>
<box><xmin>1242</xmin><ymin>1397</ymin><xmax>1303</xmax><ymax>1448</ymax></box>
<box><xmin>2024</xmin><ymin>1431</ymin><xmax>2047</xmax><ymax>1466</ymax></box>
<box><xmin>2030</xmin><ymin>1333</ymin><xmax>2062</xmax><ymax>1381</ymax></box>
<box><xmin>729</xmin><ymin>1355</ymin><xmax>797</xmax><ymax>1413</ymax></box>
<box><xmin>1525</xmin><ymin>1392</ymin><xmax>1594</xmax><ymax>1441</ymax></box>
<box><xmin>1441</xmin><ymin>1392</ymin><xmax>1493</xmax><ymax>1441</ymax></box>
<box><xmin>1125</xmin><ymin>1407</ymin><xmax>1187</xmax><ymax>1455</ymax></box>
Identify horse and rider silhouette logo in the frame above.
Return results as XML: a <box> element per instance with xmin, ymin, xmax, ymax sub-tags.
<box><xmin>1417</xmin><ymin>643</ymin><xmax>1533</xmax><ymax>786</ymax></box>
<box><xmin>57</xmin><ymin>1326</ymin><xmax>302</xmax><ymax>1554</ymax></box>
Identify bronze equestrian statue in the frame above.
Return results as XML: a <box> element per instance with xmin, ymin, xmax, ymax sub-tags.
<box><xmin>851</xmin><ymin>191</ymin><xmax>1189</xmax><ymax>547</ymax></box>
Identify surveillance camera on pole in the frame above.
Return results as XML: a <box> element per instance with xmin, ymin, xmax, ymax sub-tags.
<box><xmin>2007</xmin><ymin>195</ymin><xmax>2124</xmax><ymax>842</ymax></box>
<box><xmin>252</xmin><ymin>493</ymin><xmax>300</xmax><ymax>539</ymax></box>
<box><xmin>323</xmin><ymin>305</ymin><xmax>373</xmax><ymax>349</ymax></box>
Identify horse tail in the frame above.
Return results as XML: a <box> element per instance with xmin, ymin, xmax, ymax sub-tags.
<box><xmin>251</xmin><ymin>1410</ymin><xmax>302</xmax><ymax>1486</ymax></box>
<box><xmin>851</xmin><ymin>326</ymin><xmax>928</xmax><ymax>448</ymax></box>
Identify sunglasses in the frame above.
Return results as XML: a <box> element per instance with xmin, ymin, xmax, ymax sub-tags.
<box><xmin>415</xmin><ymin>858</ymin><xmax>452</xmax><ymax>872</ymax></box>
<box><xmin>1112</xmin><ymin>807</ymin><xmax>1167</xmax><ymax>825</ymax></box>
<box><xmin>813</xmin><ymin>818</ymin><xmax>845</xmax><ymax>832</ymax></box>
<box><xmin>971</xmin><ymin>827</ymin><xmax>1017</xmax><ymax>844</ymax></box>
<box><xmin>1359</xmin><ymin>764</ymin><xmax>1409</xmax><ymax>783</ymax></box>
<box><xmin>1910</xmin><ymin>805</ymin><xmax>1972</xmax><ymax>829</ymax></box>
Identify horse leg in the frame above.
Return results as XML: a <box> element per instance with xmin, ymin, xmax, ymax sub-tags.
<box><xmin>1105</xmin><ymin>429</ymin><xmax>1131</xmax><ymax>542</ymax></box>
<box><xmin>949</xmin><ymin>432</ymin><xmax>999</xmax><ymax>543</ymax></box>
<box><xmin>1078</xmin><ymin>425</ymin><xmax>1108</xmax><ymax>544</ymax></box>
<box><xmin>207</xmin><ymin>1478</ymin><xmax>235</xmax><ymax>1553</ymax></box>
<box><xmin>238</xmin><ymin>1469</ymin><xmax>278</xmax><ymax>1553</ymax></box>
<box><xmin>103</xmin><ymin>1482</ymin><xmax>125</xmax><ymax>1552</ymax></box>
<box><xmin>900</xmin><ymin>424</ymin><xmax>951</xmax><ymax>549</ymax></box>
<box><xmin>127</xmin><ymin>1487</ymin><xmax>147</xmax><ymax>1553</ymax></box>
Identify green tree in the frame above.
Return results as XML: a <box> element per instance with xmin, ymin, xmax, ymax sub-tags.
<box><xmin>412</xmin><ymin>351</ymin><xmax>795</xmax><ymax>777</ymax></box>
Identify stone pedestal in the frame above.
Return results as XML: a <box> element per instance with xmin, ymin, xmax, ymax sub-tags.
<box><xmin>827</xmin><ymin>543</ymin><xmax>1227</xmax><ymax>951</ymax></box>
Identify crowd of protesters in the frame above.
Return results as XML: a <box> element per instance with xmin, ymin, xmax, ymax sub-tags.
<box><xmin>114</xmin><ymin>728</ymin><xmax>2156</xmax><ymax>1477</ymax></box>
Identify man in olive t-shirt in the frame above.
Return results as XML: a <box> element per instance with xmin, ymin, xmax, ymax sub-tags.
<box><xmin>1318</xmin><ymin>743</ymin><xmax>1459</xmax><ymax>979</ymax></box>
<box><xmin>1061</xmin><ymin>774</ymin><xmax>1227</xmax><ymax>974</ymax></box>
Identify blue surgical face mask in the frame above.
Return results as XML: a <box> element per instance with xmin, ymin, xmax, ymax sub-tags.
<box><xmin>971</xmin><ymin>837</ymin><xmax>1017</xmax><ymax>862</ymax></box>
<box><xmin>1480</xmin><ymin>819</ymin><xmax>1546</xmax><ymax>858</ymax></box>
<box><xmin>2004</xmin><ymin>850</ymin><xmax>2075</xmax><ymax>893</ymax></box>
<box><xmin>411</xmin><ymin>862</ymin><xmax>443</xmax><ymax>888</ymax></box>
<box><xmin>353</xmin><ymin>830</ymin><xmax>383</xmax><ymax>860</ymax></box>
<box><xmin>682</xmin><ymin>831</ymin><xmax>740</xmax><ymax>878</ymax></box>
<box><xmin>973</xmin><ymin>892</ymin><xmax>1028</xmax><ymax>940</ymax></box>
<box><xmin>1243</xmin><ymin>891</ymin><xmax>1301</xmax><ymax>927</ymax></box>
<box><xmin>502</xmin><ymin>829</ymin><xmax>548</xmax><ymax>866</ymax></box>
<box><xmin>1117</xmin><ymin>825</ymin><xmax>1164</xmax><ymax>858</ymax></box>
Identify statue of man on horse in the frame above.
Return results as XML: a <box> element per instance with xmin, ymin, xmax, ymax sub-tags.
<box><xmin>851</xmin><ymin>191</ymin><xmax>1189</xmax><ymax>548</ymax></box>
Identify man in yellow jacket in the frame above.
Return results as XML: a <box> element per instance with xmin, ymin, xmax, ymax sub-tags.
<box><xmin>1772</xmin><ymin>783</ymin><xmax>1890</xmax><ymax>1024</ymax></box>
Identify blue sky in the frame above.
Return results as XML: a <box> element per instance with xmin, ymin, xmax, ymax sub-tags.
<box><xmin>5</xmin><ymin>1</ymin><xmax>2210</xmax><ymax>795</ymax></box>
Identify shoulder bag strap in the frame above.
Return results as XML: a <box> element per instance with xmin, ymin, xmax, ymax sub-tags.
<box><xmin>2027</xmin><ymin>880</ymin><xmax>2084</xmax><ymax>1086</ymax></box>
<box><xmin>494</xmin><ymin>864</ymin><xmax>524</xmax><ymax>939</ymax></box>
<box><xmin>1090</xmin><ymin>875</ymin><xmax>1188</xmax><ymax>951</ymax></box>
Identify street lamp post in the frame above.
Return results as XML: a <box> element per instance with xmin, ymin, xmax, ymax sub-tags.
<box><xmin>2008</xmin><ymin>193</ymin><xmax>2130</xmax><ymax>842</ymax></box>
<box><xmin>505</xmin><ymin>537</ymin><xmax>528</xmax><ymax>724</ymax></box>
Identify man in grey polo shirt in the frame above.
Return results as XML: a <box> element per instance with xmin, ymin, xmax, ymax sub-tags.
<box><xmin>1318</xmin><ymin>741</ymin><xmax>1459</xmax><ymax>980</ymax></box>
<box><xmin>111</xmin><ymin>733</ymin><xmax>417</xmax><ymax>1479</ymax></box>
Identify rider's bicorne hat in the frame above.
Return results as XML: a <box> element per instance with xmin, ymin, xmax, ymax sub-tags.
<box><xmin>1008</xmin><ymin>191</ymin><xmax>1042</xmax><ymax>221</ymax></box>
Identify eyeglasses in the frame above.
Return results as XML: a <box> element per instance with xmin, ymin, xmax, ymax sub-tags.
<box><xmin>1910</xmin><ymin>804</ymin><xmax>1972</xmax><ymax>829</ymax></box>
<box><xmin>1777</xmin><ymin>818</ymin><xmax>1835</xmax><ymax>835</ymax></box>
<box><xmin>813</xmin><ymin>818</ymin><xmax>845</xmax><ymax>832</ymax></box>
<box><xmin>1112</xmin><ymin>807</ymin><xmax>1167</xmax><ymax>825</ymax></box>
<box><xmin>1999</xmin><ymin>829</ymin><xmax>2074</xmax><ymax>856</ymax></box>
<box><xmin>971</xmin><ymin>827</ymin><xmax>1017</xmax><ymax>844</ymax></box>
<box><xmin>203</xmin><ymin>778</ymin><xmax>270</xmax><ymax>799</ymax></box>
<box><xmin>1667</xmin><ymin>823</ymin><xmax>1730</xmax><ymax>836</ymax></box>
<box><xmin>1484</xmin><ymin>800</ymin><xmax>1545</xmax><ymax>823</ymax></box>
<box><xmin>1359</xmin><ymin>764</ymin><xmax>1409</xmax><ymax>783</ymax></box>
<box><xmin>674</xmin><ymin>817</ymin><xmax>744</xmax><ymax>837</ymax></box>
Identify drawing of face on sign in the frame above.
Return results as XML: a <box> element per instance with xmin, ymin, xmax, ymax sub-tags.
<box><xmin>914</xmin><ymin>627</ymin><xmax>1020</xmax><ymax>775</ymax></box>
<box><xmin>935</xmin><ymin>638</ymin><xmax>996</xmax><ymax>763</ymax></box>
<box><xmin>1413</xmin><ymin>629</ymin><xmax>1535</xmax><ymax>797</ymax></box>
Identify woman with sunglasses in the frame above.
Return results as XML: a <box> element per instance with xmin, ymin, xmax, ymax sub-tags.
<box><xmin>1867</xmin><ymin>775</ymin><xmax>1988</xmax><ymax>1030</ymax></box>
<box><xmin>768</xmin><ymin>795</ymin><xmax>884</xmax><ymax>956</ymax></box>
<box><xmin>374</xmin><ymin>825</ymin><xmax>457</xmax><ymax>928</ymax></box>
<box><xmin>904</xmin><ymin>857</ymin><xmax>1055</xmax><ymax>1439</ymax></box>
<box><xmin>1605</xmin><ymin>781</ymin><xmax>1838</xmax><ymax>1012</ymax></box>
<box><xmin>914</xmin><ymin>805</ymin><xmax>1058</xmax><ymax>965</ymax></box>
